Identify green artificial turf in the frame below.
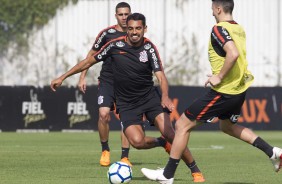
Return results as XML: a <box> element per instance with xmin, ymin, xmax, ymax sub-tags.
<box><xmin>0</xmin><ymin>131</ymin><xmax>281</xmax><ymax>184</ymax></box>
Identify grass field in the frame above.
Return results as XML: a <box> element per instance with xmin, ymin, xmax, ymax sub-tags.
<box><xmin>0</xmin><ymin>131</ymin><xmax>282</xmax><ymax>184</ymax></box>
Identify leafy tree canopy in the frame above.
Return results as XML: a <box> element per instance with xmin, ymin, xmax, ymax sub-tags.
<box><xmin>0</xmin><ymin>0</ymin><xmax>77</xmax><ymax>55</ymax></box>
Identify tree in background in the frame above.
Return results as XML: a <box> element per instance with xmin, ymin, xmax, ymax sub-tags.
<box><xmin>0</xmin><ymin>0</ymin><xmax>77</xmax><ymax>56</ymax></box>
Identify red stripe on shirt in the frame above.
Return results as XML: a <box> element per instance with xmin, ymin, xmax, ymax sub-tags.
<box><xmin>213</xmin><ymin>26</ymin><xmax>225</xmax><ymax>44</ymax></box>
<box><xmin>144</xmin><ymin>37</ymin><xmax>164</xmax><ymax>70</ymax></box>
<box><xmin>94</xmin><ymin>25</ymin><xmax>116</xmax><ymax>42</ymax></box>
<box><xmin>196</xmin><ymin>94</ymin><xmax>221</xmax><ymax>120</ymax></box>
<box><xmin>228</xmin><ymin>20</ymin><xmax>238</xmax><ymax>24</ymax></box>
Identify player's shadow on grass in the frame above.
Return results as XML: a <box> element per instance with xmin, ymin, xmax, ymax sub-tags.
<box><xmin>223</xmin><ymin>182</ymin><xmax>255</xmax><ymax>184</ymax></box>
<box><xmin>134</xmin><ymin>176</ymin><xmax>184</xmax><ymax>182</ymax></box>
<box><xmin>131</xmin><ymin>161</ymin><xmax>160</xmax><ymax>166</ymax></box>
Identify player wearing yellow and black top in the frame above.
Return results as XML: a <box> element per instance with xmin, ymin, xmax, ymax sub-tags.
<box><xmin>209</xmin><ymin>20</ymin><xmax>254</xmax><ymax>94</ymax></box>
<box><xmin>184</xmin><ymin>19</ymin><xmax>255</xmax><ymax>123</ymax></box>
<box><xmin>141</xmin><ymin>0</ymin><xmax>282</xmax><ymax>183</ymax></box>
<box><xmin>51</xmin><ymin>13</ymin><xmax>205</xmax><ymax>183</ymax></box>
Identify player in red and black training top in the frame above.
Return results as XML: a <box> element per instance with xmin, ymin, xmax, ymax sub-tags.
<box><xmin>77</xmin><ymin>2</ymin><xmax>132</xmax><ymax>167</ymax></box>
<box><xmin>51</xmin><ymin>13</ymin><xmax>205</xmax><ymax>181</ymax></box>
<box><xmin>91</xmin><ymin>24</ymin><xmax>128</xmax><ymax>85</ymax></box>
<box><xmin>95</xmin><ymin>36</ymin><xmax>163</xmax><ymax>114</ymax></box>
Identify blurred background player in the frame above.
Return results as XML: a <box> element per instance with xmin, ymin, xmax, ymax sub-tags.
<box><xmin>77</xmin><ymin>2</ymin><xmax>132</xmax><ymax>167</ymax></box>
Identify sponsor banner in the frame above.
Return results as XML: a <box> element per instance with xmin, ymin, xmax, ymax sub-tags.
<box><xmin>0</xmin><ymin>86</ymin><xmax>281</xmax><ymax>131</ymax></box>
<box><xmin>0</xmin><ymin>86</ymin><xmax>48</xmax><ymax>131</ymax></box>
<box><xmin>0</xmin><ymin>86</ymin><xmax>98</xmax><ymax>131</ymax></box>
<box><xmin>44</xmin><ymin>86</ymin><xmax>99</xmax><ymax>131</ymax></box>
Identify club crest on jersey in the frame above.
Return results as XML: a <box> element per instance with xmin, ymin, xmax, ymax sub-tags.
<box><xmin>108</xmin><ymin>28</ymin><xmax>116</xmax><ymax>33</ymax></box>
<box><xmin>139</xmin><ymin>50</ymin><xmax>148</xmax><ymax>63</ymax></box>
<box><xmin>116</xmin><ymin>41</ymin><xmax>125</xmax><ymax>47</ymax></box>
<box><xmin>98</xmin><ymin>95</ymin><xmax>104</xmax><ymax>105</ymax></box>
<box><xmin>144</xmin><ymin>43</ymin><xmax>152</xmax><ymax>50</ymax></box>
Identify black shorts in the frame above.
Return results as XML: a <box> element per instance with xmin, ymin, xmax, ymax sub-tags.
<box><xmin>97</xmin><ymin>80</ymin><xmax>115</xmax><ymax>111</ymax></box>
<box><xmin>119</xmin><ymin>90</ymin><xmax>165</xmax><ymax>130</ymax></box>
<box><xmin>184</xmin><ymin>89</ymin><xmax>246</xmax><ymax>123</ymax></box>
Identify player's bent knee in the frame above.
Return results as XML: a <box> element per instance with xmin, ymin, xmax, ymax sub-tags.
<box><xmin>130</xmin><ymin>141</ymin><xmax>145</xmax><ymax>149</ymax></box>
<box><xmin>175</xmin><ymin>121</ymin><xmax>191</xmax><ymax>133</ymax></box>
<box><xmin>125</xmin><ymin>135</ymin><xmax>144</xmax><ymax>149</ymax></box>
<box><xmin>99</xmin><ymin>112</ymin><xmax>111</xmax><ymax>122</ymax></box>
<box><xmin>219</xmin><ymin>120</ymin><xmax>234</xmax><ymax>135</ymax></box>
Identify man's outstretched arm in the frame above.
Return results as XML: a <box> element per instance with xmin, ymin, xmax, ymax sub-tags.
<box><xmin>50</xmin><ymin>55</ymin><xmax>97</xmax><ymax>91</ymax></box>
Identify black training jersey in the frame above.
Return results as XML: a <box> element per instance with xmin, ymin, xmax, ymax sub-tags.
<box><xmin>94</xmin><ymin>36</ymin><xmax>164</xmax><ymax>110</ymax></box>
<box><xmin>92</xmin><ymin>25</ymin><xmax>127</xmax><ymax>84</ymax></box>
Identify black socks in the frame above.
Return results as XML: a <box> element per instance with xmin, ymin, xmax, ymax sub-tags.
<box><xmin>163</xmin><ymin>157</ymin><xmax>180</xmax><ymax>179</ymax></box>
<box><xmin>121</xmin><ymin>147</ymin><xmax>130</xmax><ymax>158</ymax></box>
<box><xmin>101</xmin><ymin>140</ymin><xmax>110</xmax><ymax>151</ymax></box>
<box><xmin>156</xmin><ymin>137</ymin><xmax>167</xmax><ymax>147</ymax></box>
<box><xmin>187</xmin><ymin>160</ymin><xmax>201</xmax><ymax>173</ymax></box>
<box><xmin>252</xmin><ymin>137</ymin><xmax>273</xmax><ymax>157</ymax></box>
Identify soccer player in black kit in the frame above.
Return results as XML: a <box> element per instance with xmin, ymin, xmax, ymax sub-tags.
<box><xmin>77</xmin><ymin>2</ymin><xmax>133</xmax><ymax>167</ymax></box>
<box><xmin>51</xmin><ymin>13</ymin><xmax>205</xmax><ymax>182</ymax></box>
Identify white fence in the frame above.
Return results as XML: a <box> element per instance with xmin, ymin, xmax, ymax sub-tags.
<box><xmin>1</xmin><ymin>0</ymin><xmax>281</xmax><ymax>86</ymax></box>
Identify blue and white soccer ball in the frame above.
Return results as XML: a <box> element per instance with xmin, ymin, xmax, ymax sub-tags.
<box><xmin>107</xmin><ymin>161</ymin><xmax>132</xmax><ymax>184</ymax></box>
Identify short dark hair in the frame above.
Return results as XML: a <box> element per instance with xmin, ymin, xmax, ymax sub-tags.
<box><xmin>126</xmin><ymin>13</ymin><xmax>146</xmax><ymax>26</ymax></box>
<box><xmin>115</xmin><ymin>2</ymin><xmax>131</xmax><ymax>13</ymax></box>
<box><xmin>212</xmin><ymin>0</ymin><xmax>234</xmax><ymax>14</ymax></box>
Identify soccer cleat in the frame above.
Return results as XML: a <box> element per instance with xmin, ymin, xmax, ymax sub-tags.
<box><xmin>100</xmin><ymin>150</ymin><xmax>110</xmax><ymax>166</ymax></box>
<box><xmin>164</xmin><ymin>141</ymin><xmax>172</xmax><ymax>154</ymax></box>
<box><xmin>141</xmin><ymin>168</ymin><xmax>174</xmax><ymax>184</ymax></box>
<box><xmin>270</xmin><ymin>147</ymin><xmax>282</xmax><ymax>172</ymax></box>
<box><xmin>161</xmin><ymin>136</ymin><xmax>171</xmax><ymax>154</ymax></box>
<box><xmin>191</xmin><ymin>172</ymin><xmax>205</xmax><ymax>182</ymax></box>
<box><xmin>120</xmin><ymin>157</ymin><xmax>133</xmax><ymax>167</ymax></box>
